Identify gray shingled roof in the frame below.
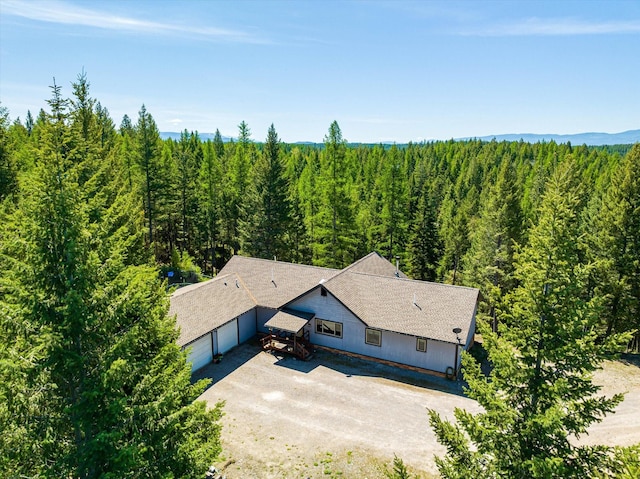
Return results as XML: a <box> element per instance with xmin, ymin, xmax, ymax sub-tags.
<box><xmin>170</xmin><ymin>252</ymin><xmax>478</xmax><ymax>348</ymax></box>
<box><xmin>170</xmin><ymin>273</ymin><xmax>256</xmax><ymax>346</ymax></box>
<box><xmin>218</xmin><ymin>256</ymin><xmax>339</xmax><ymax>309</ymax></box>
<box><xmin>264</xmin><ymin>310</ymin><xmax>312</xmax><ymax>333</ymax></box>
<box><xmin>342</xmin><ymin>251</ymin><xmax>408</xmax><ymax>278</ymax></box>
<box><xmin>321</xmin><ymin>271</ymin><xmax>479</xmax><ymax>344</ymax></box>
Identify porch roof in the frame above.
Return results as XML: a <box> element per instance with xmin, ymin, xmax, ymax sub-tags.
<box><xmin>264</xmin><ymin>310</ymin><xmax>313</xmax><ymax>333</ymax></box>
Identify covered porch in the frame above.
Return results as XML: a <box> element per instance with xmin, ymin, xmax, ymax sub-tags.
<box><xmin>261</xmin><ymin>309</ymin><xmax>314</xmax><ymax>360</ymax></box>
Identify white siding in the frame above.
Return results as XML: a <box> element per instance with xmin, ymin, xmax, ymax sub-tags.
<box><xmin>185</xmin><ymin>333</ymin><xmax>212</xmax><ymax>372</ymax></box>
<box><xmin>256</xmin><ymin>307</ymin><xmax>278</xmax><ymax>333</ymax></box>
<box><xmin>238</xmin><ymin>309</ymin><xmax>257</xmax><ymax>343</ymax></box>
<box><xmin>288</xmin><ymin>287</ymin><xmax>460</xmax><ymax>373</ymax></box>
<box><xmin>217</xmin><ymin>319</ymin><xmax>238</xmax><ymax>354</ymax></box>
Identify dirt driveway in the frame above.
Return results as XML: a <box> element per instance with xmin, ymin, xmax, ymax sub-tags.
<box><xmin>195</xmin><ymin>342</ymin><xmax>640</xmax><ymax>478</ymax></box>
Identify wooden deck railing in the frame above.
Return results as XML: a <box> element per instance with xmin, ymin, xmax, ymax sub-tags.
<box><xmin>261</xmin><ymin>334</ymin><xmax>311</xmax><ymax>360</ymax></box>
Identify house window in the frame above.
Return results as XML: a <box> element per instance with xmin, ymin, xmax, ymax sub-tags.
<box><xmin>365</xmin><ymin>328</ymin><xmax>382</xmax><ymax>347</ymax></box>
<box><xmin>416</xmin><ymin>337</ymin><xmax>427</xmax><ymax>353</ymax></box>
<box><xmin>316</xmin><ymin>319</ymin><xmax>342</xmax><ymax>338</ymax></box>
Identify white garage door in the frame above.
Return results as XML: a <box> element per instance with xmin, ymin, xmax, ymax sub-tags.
<box><xmin>186</xmin><ymin>334</ymin><xmax>213</xmax><ymax>373</ymax></box>
<box><xmin>217</xmin><ymin>319</ymin><xmax>238</xmax><ymax>354</ymax></box>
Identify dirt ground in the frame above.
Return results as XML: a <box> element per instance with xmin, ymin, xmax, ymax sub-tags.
<box><xmin>194</xmin><ymin>342</ymin><xmax>640</xmax><ymax>479</ymax></box>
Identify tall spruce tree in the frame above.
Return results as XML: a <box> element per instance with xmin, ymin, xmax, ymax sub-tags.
<box><xmin>0</xmin><ymin>82</ymin><xmax>222</xmax><ymax>479</ymax></box>
<box><xmin>240</xmin><ymin>124</ymin><xmax>291</xmax><ymax>260</ymax></box>
<box><xmin>0</xmin><ymin>104</ymin><xmax>18</xmax><ymax>201</ymax></box>
<box><xmin>378</xmin><ymin>144</ymin><xmax>408</xmax><ymax>260</ymax></box>
<box><xmin>315</xmin><ymin>121</ymin><xmax>356</xmax><ymax>268</ymax></box>
<box><xmin>134</xmin><ymin>105</ymin><xmax>162</xmax><ymax>249</ymax></box>
<box><xmin>197</xmin><ymin>139</ymin><xmax>221</xmax><ymax>274</ymax></box>
<box><xmin>407</xmin><ymin>183</ymin><xmax>441</xmax><ymax>281</ymax></box>
<box><xmin>429</xmin><ymin>162</ymin><xmax>631</xmax><ymax>478</ymax></box>
<box><xmin>462</xmin><ymin>160</ymin><xmax>522</xmax><ymax>330</ymax></box>
<box><xmin>586</xmin><ymin>144</ymin><xmax>640</xmax><ymax>350</ymax></box>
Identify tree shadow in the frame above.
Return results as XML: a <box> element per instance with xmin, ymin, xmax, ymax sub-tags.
<box><xmin>620</xmin><ymin>352</ymin><xmax>640</xmax><ymax>368</ymax></box>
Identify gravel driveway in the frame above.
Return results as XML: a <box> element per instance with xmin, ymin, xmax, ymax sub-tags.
<box><xmin>194</xmin><ymin>341</ymin><xmax>640</xmax><ymax>478</ymax></box>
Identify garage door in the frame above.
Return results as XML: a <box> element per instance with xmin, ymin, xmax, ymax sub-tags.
<box><xmin>186</xmin><ymin>334</ymin><xmax>212</xmax><ymax>372</ymax></box>
<box><xmin>217</xmin><ymin>319</ymin><xmax>238</xmax><ymax>354</ymax></box>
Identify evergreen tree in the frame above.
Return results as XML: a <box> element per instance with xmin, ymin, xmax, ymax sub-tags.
<box><xmin>298</xmin><ymin>148</ymin><xmax>322</xmax><ymax>261</ymax></box>
<box><xmin>134</xmin><ymin>105</ymin><xmax>162</xmax><ymax>250</ymax></box>
<box><xmin>24</xmin><ymin>109</ymin><xmax>34</xmax><ymax>135</ymax></box>
<box><xmin>407</xmin><ymin>183</ymin><xmax>441</xmax><ymax>281</ymax></box>
<box><xmin>462</xmin><ymin>160</ymin><xmax>522</xmax><ymax>330</ymax></box>
<box><xmin>241</xmin><ymin>124</ymin><xmax>291</xmax><ymax>260</ymax></box>
<box><xmin>429</xmin><ymin>162</ymin><xmax>631</xmax><ymax>478</ymax></box>
<box><xmin>315</xmin><ymin>121</ymin><xmax>356</xmax><ymax>268</ymax></box>
<box><xmin>220</xmin><ymin>121</ymin><xmax>253</xmax><ymax>255</ymax></box>
<box><xmin>586</xmin><ymin>143</ymin><xmax>640</xmax><ymax>349</ymax></box>
<box><xmin>0</xmin><ymin>104</ymin><xmax>18</xmax><ymax>201</ymax></box>
<box><xmin>437</xmin><ymin>187</ymin><xmax>473</xmax><ymax>284</ymax></box>
<box><xmin>212</xmin><ymin>128</ymin><xmax>225</xmax><ymax>159</ymax></box>
<box><xmin>197</xmin><ymin>139</ymin><xmax>221</xmax><ymax>274</ymax></box>
<box><xmin>174</xmin><ymin>130</ymin><xmax>199</xmax><ymax>254</ymax></box>
<box><xmin>0</xmin><ymin>84</ymin><xmax>222</xmax><ymax>478</ymax></box>
<box><xmin>378</xmin><ymin>145</ymin><xmax>408</xmax><ymax>259</ymax></box>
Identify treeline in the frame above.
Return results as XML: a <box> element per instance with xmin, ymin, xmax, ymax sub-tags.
<box><xmin>1</xmin><ymin>74</ymin><xmax>639</xmax><ymax>350</ymax></box>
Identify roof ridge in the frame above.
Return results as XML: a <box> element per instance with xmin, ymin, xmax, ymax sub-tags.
<box><xmin>339</xmin><ymin>251</ymin><xmax>382</xmax><ymax>272</ymax></box>
<box><xmin>234</xmin><ymin>273</ymin><xmax>259</xmax><ymax>306</ymax></box>
<box><xmin>337</xmin><ymin>270</ymin><xmax>480</xmax><ymax>291</ymax></box>
<box><xmin>228</xmin><ymin>254</ymin><xmax>339</xmax><ymax>273</ymax></box>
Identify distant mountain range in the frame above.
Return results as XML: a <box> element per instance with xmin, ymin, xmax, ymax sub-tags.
<box><xmin>457</xmin><ymin>129</ymin><xmax>640</xmax><ymax>146</ymax></box>
<box><xmin>160</xmin><ymin>129</ymin><xmax>640</xmax><ymax>147</ymax></box>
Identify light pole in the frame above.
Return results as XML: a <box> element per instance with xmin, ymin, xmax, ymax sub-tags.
<box><xmin>452</xmin><ymin>327</ymin><xmax>462</xmax><ymax>379</ymax></box>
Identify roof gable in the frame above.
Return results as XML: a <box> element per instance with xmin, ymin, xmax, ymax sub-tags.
<box><xmin>341</xmin><ymin>251</ymin><xmax>407</xmax><ymax>278</ymax></box>
<box><xmin>321</xmin><ymin>271</ymin><xmax>479</xmax><ymax>344</ymax></box>
<box><xmin>170</xmin><ymin>273</ymin><xmax>256</xmax><ymax>346</ymax></box>
<box><xmin>218</xmin><ymin>255</ymin><xmax>339</xmax><ymax>309</ymax></box>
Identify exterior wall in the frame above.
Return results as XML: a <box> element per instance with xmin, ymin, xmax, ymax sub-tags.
<box><xmin>256</xmin><ymin>307</ymin><xmax>278</xmax><ymax>333</ymax></box>
<box><xmin>184</xmin><ymin>333</ymin><xmax>213</xmax><ymax>372</ymax></box>
<box><xmin>216</xmin><ymin>319</ymin><xmax>238</xmax><ymax>354</ymax></box>
<box><xmin>238</xmin><ymin>308</ymin><xmax>257</xmax><ymax>343</ymax></box>
<box><xmin>288</xmin><ymin>287</ymin><xmax>459</xmax><ymax>374</ymax></box>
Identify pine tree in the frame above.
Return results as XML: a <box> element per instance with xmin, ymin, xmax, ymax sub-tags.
<box><xmin>462</xmin><ymin>160</ymin><xmax>522</xmax><ymax>330</ymax></box>
<box><xmin>586</xmin><ymin>143</ymin><xmax>640</xmax><ymax>349</ymax></box>
<box><xmin>25</xmin><ymin>109</ymin><xmax>34</xmax><ymax>135</ymax></box>
<box><xmin>220</xmin><ymin>121</ymin><xmax>254</xmax><ymax>255</ymax></box>
<box><xmin>378</xmin><ymin>145</ymin><xmax>408</xmax><ymax>259</ymax></box>
<box><xmin>134</xmin><ymin>105</ymin><xmax>162</xmax><ymax>250</ymax></box>
<box><xmin>241</xmin><ymin>124</ymin><xmax>291</xmax><ymax>260</ymax></box>
<box><xmin>174</xmin><ymin>130</ymin><xmax>199</xmax><ymax>254</ymax></box>
<box><xmin>429</xmin><ymin>162</ymin><xmax>631</xmax><ymax>478</ymax></box>
<box><xmin>0</xmin><ymin>82</ymin><xmax>222</xmax><ymax>479</ymax></box>
<box><xmin>315</xmin><ymin>121</ymin><xmax>356</xmax><ymax>268</ymax></box>
<box><xmin>197</xmin><ymin>139</ymin><xmax>222</xmax><ymax>274</ymax></box>
<box><xmin>407</xmin><ymin>183</ymin><xmax>441</xmax><ymax>281</ymax></box>
<box><xmin>0</xmin><ymin>104</ymin><xmax>18</xmax><ymax>201</ymax></box>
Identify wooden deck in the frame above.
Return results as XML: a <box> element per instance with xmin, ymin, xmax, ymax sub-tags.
<box><xmin>261</xmin><ymin>334</ymin><xmax>312</xmax><ymax>360</ymax></box>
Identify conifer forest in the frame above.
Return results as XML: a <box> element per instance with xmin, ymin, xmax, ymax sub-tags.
<box><xmin>1</xmin><ymin>75</ymin><xmax>639</xmax><ymax>477</ymax></box>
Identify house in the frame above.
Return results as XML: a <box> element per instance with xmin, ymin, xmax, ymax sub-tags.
<box><xmin>169</xmin><ymin>252</ymin><xmax>479</xmax><ymax>377</ymax></box>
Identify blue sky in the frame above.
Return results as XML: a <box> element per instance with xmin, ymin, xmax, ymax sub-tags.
<box><xmin>1</xmin><ymin>0</ymin><xmax>639</xmax><ymax>143</ymax></box>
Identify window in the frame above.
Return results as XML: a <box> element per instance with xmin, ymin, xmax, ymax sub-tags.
<box><xmin>416</xmin><ymin>337</ymin><xmax>427</xmax><ymax>353</ymax></box>
<box><xmin>316</xmin><ymin>319</ymin><xmax>342</xmax><ymax>338</ymax></box>
<box><xmin>365</xmin><ymin>328</ymin><xmax>382</xmax><ymax>347</ymax></box>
